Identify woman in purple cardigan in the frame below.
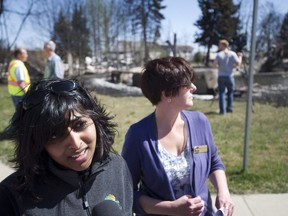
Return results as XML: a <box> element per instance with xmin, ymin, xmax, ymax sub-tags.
<box><xmin>122</xmin><ymin>57</ymin><xmax>234</xmax><ymax>216</ymax></box>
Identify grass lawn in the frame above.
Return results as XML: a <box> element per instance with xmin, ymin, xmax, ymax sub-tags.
<box><xmin>0</xmin><ymin>83</ymin><xmax>287</xmax><ymax>194</ymax></box>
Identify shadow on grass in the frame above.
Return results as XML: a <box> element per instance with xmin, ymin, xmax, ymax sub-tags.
<box><xmin>228</xmin><ymin>169</ymin><xmax>245</xmax><ymax>177</ymax></box>
<box><xmin>228</xmin><ymin>169</ymin><xmax>263</xmax><ymax>183</ymax></box>
<box><xmin>204</xmin><ymin>111</ymin><xmax>219</xmax><ymax>115</ymax></box>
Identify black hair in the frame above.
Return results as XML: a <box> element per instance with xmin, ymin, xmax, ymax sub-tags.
<box><xmin>5</xmin><ymin>79</ymin><xmax>117</xmax><ymax>197</ymax></box>
<box><xmin>141</xmin><ymin>56</ymin><xmax>195</xmax><ymax>105</ymax></box>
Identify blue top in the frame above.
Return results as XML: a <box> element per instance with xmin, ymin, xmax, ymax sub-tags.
<box><xmin>14</xmin><ymin>66</ymin><xmax>25</xmax><ymax>81</ymax></box>
<box><xmin>122</xmin><ymin>110</ymin><xmax>225</xmax><ymax>216</ymax></box>
<box><xmin>44</xmin><ymin>53</ymin><xmax>64</xmax><ymax>79</ymax></box>
<box><xmin>216</xmin><ymin>50</ymin><xmax>239</xmax><ymax>77</ymax></box>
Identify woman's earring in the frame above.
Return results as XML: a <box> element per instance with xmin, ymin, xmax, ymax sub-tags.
<box><xmin>167</xmin><ymin>98</ymin><xmax>171</xmax><ymax>103</ymax></box>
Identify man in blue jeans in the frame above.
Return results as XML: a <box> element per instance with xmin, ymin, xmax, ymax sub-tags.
<box><xmin>214</xmin><ymin>40</ymin><xmax>242</xmax><ymax>114</ymax></box>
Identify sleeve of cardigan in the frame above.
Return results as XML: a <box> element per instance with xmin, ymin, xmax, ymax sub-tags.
<box><xmin>202</xmin><ymin>113</ymin><xmax>226</xmax><ymax>173</ymax></box>
<box><xmin>122</xmin><ymin>126</ymin><xmax>142</xmax><ymax>188</ymax></box>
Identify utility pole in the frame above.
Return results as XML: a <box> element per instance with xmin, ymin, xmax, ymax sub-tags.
<box><xmin>166</xmin><ymin>33</ymin><xmax>177</xmax><ymax>57</ymax></box>
<box><xmin>243</xmin><ymin>0</ymin><xmax>258</xmax><ymax>171</ymax></box>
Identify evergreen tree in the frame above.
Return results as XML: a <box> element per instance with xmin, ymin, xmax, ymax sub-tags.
<box><xmin>0</xmin><ymin>0</ymin><xmax>3</xmax><ymax>15</ymax></box>
<box><xmin>195</xmin><ymin>0</ymin><xmax>241</xmax><ymax>65</ymax></box>
<box><xmin>71</xmin><ymin>4</ymin><xmax>90</xmax><ymax>63</ymax></box>
<box><xmin>52</xmin><ymin>3</ymin><xmax>90</xmax><ymax>64</ymax></box>
<box><xmin>124</xmin><ymin>0</ymin><xmax>165</xmax><ymax>63</ymax></box>
<box><xmin>279</xmin><ymin>12</ymin><xmax>288</xmax><ymax>57</ymax></box>
<box><xmin>52</xmin><ymin>10</ymin><xmax>71</xmax><ymax>59</ymax></box>
<box><xmin>280</xmin><ymin>13</ymin><xmax>288</xmax><ymax>41</ymax></box>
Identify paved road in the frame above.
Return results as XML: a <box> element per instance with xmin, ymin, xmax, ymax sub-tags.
<box><xmin>0</xmin><ymin>160</ymin><xmax>287</xmax><ymax>215</ymax></box>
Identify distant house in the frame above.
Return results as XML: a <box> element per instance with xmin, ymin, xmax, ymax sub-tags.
<box><xmin>175</xmin><ymin>45</ymin><xmax>194</xmax><ymax>61</ymax></box>
<box><xmin>157</xmin><ymin>44</ymin><xmax>194</xmax><ymax>61</ymax></box>
<box><xmin>108</xmin><ymin>40</ymin><xmax>194</xmax><ymax>66</ymax></box>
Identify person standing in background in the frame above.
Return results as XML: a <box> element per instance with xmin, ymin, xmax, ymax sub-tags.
<box><xmin>43</xmin><ymin>40</ymin><xmax>64</xmax><ymax>79</ymax></box>
<box><xmin>7</xmin><ymin>48</ymin><xmax>30</xmax><ymax>107</ymax></box>
<box><xmin>213</xmin><ymin>39</ymin><xmax>242</xmax><ymax>115</ymax></box>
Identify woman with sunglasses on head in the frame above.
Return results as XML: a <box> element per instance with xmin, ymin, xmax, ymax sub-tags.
<box><xmin>122</xmin><ymin>57</ymin><xmax>234</xmax><ymax>216</ymax></box>
<box><xmin>0</xmin><ymin>79</ymin><xmax>133</xmax><ymax>216</ymax></box>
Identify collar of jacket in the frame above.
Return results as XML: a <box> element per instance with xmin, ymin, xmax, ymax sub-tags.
<box><xmin>47</xmin><ymin>156</ymin><xmax>111</xmax><ymax>187</ymax></box>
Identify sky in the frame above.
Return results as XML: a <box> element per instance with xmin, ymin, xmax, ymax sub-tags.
<box><xmin>6</xmin><ymin>0</ymin><xmax>288</xmax><ymax>51</ymax></box>
<box><xmin>160</xmin><ymin>0</ymin><xmax>288</xmax><ymax>52</ymax></box>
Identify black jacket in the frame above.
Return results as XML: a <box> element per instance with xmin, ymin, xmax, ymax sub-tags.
<box><xmin>0</xmin><ymin>153</ymin><xmax>133</xmax><ymax>216</ymax></box>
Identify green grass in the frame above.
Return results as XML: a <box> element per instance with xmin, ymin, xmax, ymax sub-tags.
<box><xmin>0</xmin><ymin>83</ymin><xmax>287</xmax><ymax>194</ymax></box>
<box><xmin>0</xmin><ymin>84</ymin><xmax>15</xmax><ymax>164</ymax></box>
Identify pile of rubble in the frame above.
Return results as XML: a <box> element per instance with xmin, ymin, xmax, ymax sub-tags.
<box><xmin>253</xmin><ymin>84</ymin><xmax>288</xmax><ymax>107</ymax></box>
<box><xmin>79</xmin><ymin>77</ymin><xmax>142</xmax><ymax>97</ymax></box>
<box><xmin>78</xmin><ymin>74</ymin><xmax>288</xmax><ymax>107</ymax></box>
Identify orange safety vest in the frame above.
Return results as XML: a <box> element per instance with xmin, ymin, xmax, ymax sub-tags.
<box><xmin>7</xmin><ymin>59</ymin><xmax>30</xmax><ymax>96</ymax></box>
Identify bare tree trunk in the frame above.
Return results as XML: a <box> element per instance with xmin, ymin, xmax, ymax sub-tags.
<box><xmin>206</xmin><ymin>45</ymin><xmax>211</xmax><ymax>66</ymax></box>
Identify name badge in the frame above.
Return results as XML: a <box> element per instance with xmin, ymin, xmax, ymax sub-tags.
<box><xmin>193</xmin><ymin>145</ymin><xmax>208</xmax><ymax>153</ymax></box>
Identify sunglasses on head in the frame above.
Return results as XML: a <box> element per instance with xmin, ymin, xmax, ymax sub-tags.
<box><xmin>22</xmin><ymin>80</ymin><xmax>77</xmax><ymax>110</ymax></box>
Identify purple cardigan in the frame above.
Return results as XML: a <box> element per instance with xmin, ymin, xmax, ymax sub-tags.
<box><xmin>122</xmin><ymin>110</ymin><xmax>225</xmax><ymax>216</ymax></box>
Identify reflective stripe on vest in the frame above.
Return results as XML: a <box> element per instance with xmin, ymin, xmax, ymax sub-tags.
<box><xmin>7</xmin><ymin>59</ymin><xmax>30</xmax><ymax>96</ymax></box>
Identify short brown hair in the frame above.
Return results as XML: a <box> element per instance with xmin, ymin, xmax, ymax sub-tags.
<box><xmin>219</xmin><ymin>39</ymin><xmax>229</xmax><ymax>47</ymax></box>
<box><xmin>141</xmin><ymin>57</ymin><xmax>195</xmax><ymax>105</ymax></box>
